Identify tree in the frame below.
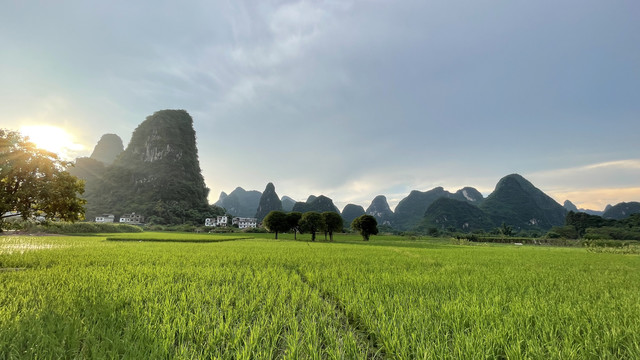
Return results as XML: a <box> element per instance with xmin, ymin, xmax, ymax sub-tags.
<box><xmin>0</xmin><ymin>129</ymin><xmax>85</xmax><ymax>230</ymax></box>
<box><xmin>299</xmin><ymin>211</ymin><xmax>324</xmax><ymax>241</ymax></box>
<box><xmin>262</xmin><ymin>211</ymin><xmax>289</xmax><ymax>239</ymax></box>
<box><xmin>286</xmin><ymin>211</ymin><xmax>302</xmax><ymax>240</ymax></box>
<box><xmin>322</xmin><ymin>212</ymin><xmax>343</xmax><ymax>242</ymax></box>
<box><xmin>351</xmin><ymin>214</ymin><xmax>378</xmax><ymax>241</ymax></box>
<box><xmin>499</xmin><ymin>222</ymin><xmax>513</xmax><ymax>237</ymax></box>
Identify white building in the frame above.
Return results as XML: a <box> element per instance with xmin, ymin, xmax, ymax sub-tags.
<box><xmin>119</xmin><ymin>213</ymin><xmax>144</xmax><ymax>224</ymax></box>
<box><xmin>95</xmin><ymin>214</ymin><xmax>115</xmax><ymax>223</ymax></box>
<box><xmin>205</xmin><ymin>216</ymin><xmax>228</xmax><ymax>227</ymax></box>
<box><xmin>232</xmin><ymin>217</ymin><xmax>257</xmax><ymax>229</ymax></box>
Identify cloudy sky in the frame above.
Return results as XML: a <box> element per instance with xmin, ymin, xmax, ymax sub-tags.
<box><xmin>2</xmin><ymin>0</ymin><xmax>639</xmax><ymax>211</ymax></box>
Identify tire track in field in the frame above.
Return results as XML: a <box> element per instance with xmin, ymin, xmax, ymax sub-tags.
<box><xmin>291</xmin><ymin>266</ymin><xmax>386</xmax><ymax>359</ymax></box>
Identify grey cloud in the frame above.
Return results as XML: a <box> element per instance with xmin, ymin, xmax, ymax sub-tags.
<box><xmin>2</xmin><ymin>0</ymin><xmax>639</xmax><ymax>209</ymax></box>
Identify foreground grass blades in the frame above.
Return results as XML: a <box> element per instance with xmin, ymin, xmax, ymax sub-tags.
<box><xmin>1</xmin><ymin>233</ymin><xmax>639</xmax><ymax>359</ymax></box>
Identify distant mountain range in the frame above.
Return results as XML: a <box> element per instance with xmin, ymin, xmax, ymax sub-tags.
<box><xmin>71</xmin><ymin>109</ymin><xmax>639</xmax><ymax>230</ymax></box>
<box><xmin>209</xmin><ymin>174</ymin><xmax>638</xmax><ymax>233</ymax></box>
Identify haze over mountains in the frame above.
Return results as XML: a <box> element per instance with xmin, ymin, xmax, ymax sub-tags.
<box><xmin>72</xmin><ymin>109</ymin><xmax>640</xmax><ymax>231</ymax></box>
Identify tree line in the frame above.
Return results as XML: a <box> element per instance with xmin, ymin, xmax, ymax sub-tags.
<box><xmin>262</xmin><ymin>210</ymin><xmax>378</xmax><ymax>241</ymax></box>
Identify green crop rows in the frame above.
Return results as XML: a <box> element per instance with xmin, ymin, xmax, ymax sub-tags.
<box><xmin>1</xmin><ymin>233</ymin><xmax>639</xmax><ymax>359</ymax></box>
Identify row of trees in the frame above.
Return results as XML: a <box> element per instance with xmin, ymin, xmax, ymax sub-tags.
<box><xmin>263</xmin><ymin>210</ymin><xmax>378</xmax><ymax>241</ymax></box>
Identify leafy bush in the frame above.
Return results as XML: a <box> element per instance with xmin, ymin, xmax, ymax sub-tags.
<box><xmin>583</xmin><ymin>227</ymin><xmax>640</xmax><ymax>240</ymax></box>
<box><xmin>547</xmin><ymin>226</ymin><xmax>579</xmax><ymax>239</ymax></box>
<box><xmin>242</xmin><ymin>227</ymin><xmax>268</xmax><ymax>233</ymax></box>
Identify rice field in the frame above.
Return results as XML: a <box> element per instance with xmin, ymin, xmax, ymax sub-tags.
<box><xmin>1</xmin><ymin>233</ymin><xmax>639</xmax><ymax>359</ymax></box>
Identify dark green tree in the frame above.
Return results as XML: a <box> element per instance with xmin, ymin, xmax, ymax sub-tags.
<box><xmin>351</xmin><ymin>214</ymin><xmax>379</xmax><ymax>241</ymax></box>
<box><xmin>323</xmin><ymin>211</ymin><xmax>343</xmax><ymax>242</ymax></box>
<box><xmin>499</xmin><ymin>222</ymin><xmax>513</xmax><ymax>237</ymax></box>
<box><xmin>262</xmin><ymin>211</ymin><xmax>289</xmax><ymax>239</ymax></box>
<box><xmin>286</xmin><ymin>211</ymin><xmax>302</xmax><ymax>240</ymax></box>
<box><xmin>565</xmin><ymin>211</ymin><xmax>615</xmax><ymax>237</ymax></box>
<box><xmin>299</xmin><ymin>211</ymin><xmax>324</xmax><ymax>241</ymax></box>
<box><xmin>0</xmin><ymin>129</ymin><xmax>86</xmax><ymax>230</ymax></box>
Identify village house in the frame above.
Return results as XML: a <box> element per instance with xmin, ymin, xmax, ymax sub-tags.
<box><xmin>95</xmin><ymin>214</ymin><xmax>115</xmax><ymax>223</ymax></box>
<box><xmin>232</xmin><ymin>217</ymin><xmax>257</xmax><ymax>229</ymax></box>
<box><xmin>119</xmin><ymin>213</ymin><xmax>144</xmax><ymax>224</ymax></box>
<box><xmin>205</xmin><ymin>216</ymin><xmax>228</xmax><ymax>227</ymax></box>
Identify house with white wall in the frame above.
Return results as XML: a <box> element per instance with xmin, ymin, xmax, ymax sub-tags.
<box><xmin>95</xmin><ymin>214</ymin><xmax>115</xmax><ymax>223</ymax></box>
<box><xmin>119</xmin><ymin>213</ymin><xmax>144</xmax><ymax>224</ymax></box>
<box><xmin>232</xmin><ymin>217</ymin><xmax>257</xmax><ymax>229</ymax></box>
<box><xmin>205</xmin><ymin>215</ymin><xmax>228</xmax><ymax>227</ymax></box>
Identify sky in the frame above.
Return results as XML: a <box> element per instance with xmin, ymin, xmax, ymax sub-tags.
<box><xmin>2</xmin><ymin>0</ymin><xmax>639</xmax><ymax>212</ymax></box>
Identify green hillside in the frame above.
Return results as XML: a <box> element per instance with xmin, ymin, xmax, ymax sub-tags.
<box><xmin>479</xmin><ymin>174</ymin><xmax>566</xmax><ymax>231</ymax></box>
<box><xmin>418</xmin><ymin>197</ymin><xmax>494</xmax><ymax>232</ymax></box>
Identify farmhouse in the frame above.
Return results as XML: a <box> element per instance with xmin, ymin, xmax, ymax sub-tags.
<box><xmin>205</xmin><ymin>216</ymin><xmax>228</xmax><ymax>227</ymax></box>
<box><xmin>95</xmin><ymin>214</ymin><xmax>115</xmax><ymax>223</ymax></box>
<box><xmin>119</xmin><ymin>213</ymin><xmax>144</xmax><ymax>224</ymax></box>
<box><xmin>232</xmin><ymin>217</ymin><xmax>257</xmax><ymax>229</ymax></box>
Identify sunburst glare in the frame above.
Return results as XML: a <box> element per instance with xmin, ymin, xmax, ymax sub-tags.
<box><xmin>19</xmin><ymin>125</ymin><xmax>84</xmax><ymax>160</ymax></box>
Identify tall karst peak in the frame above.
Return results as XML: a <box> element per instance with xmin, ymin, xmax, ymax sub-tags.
<box><xmin>292</xmin><ymin>195</ymin><xmax>340</xmax><ymax>214</ymax></box>
<box><xmin>281</xmin><ymin>196</ymin><xmax>296</xmax><ymax>212</ymax></box>
<box><xmin>602</xmin><ymin>201</ymin><xmax>640</xmax><ymax>220</ymax></box>
<box><xmin>255</xmin><ymin>182</ymin><xmax>283</xmax><ymax>221</ymax></box>
<box><xmin>479</xmin><ymin>173</ymin><xmax>566</xmax><ymax>230</ymax></box>
<box><xmin>342</xmin><ymin>204</ymin><xmax>366</xmax><ymax>226</ymax></box>
<box><xmin>419</xmin><ymin>197</ymin><xmax>494</xmax><ymax>232</ymax></box>
<box><xmin>83</xmin><ymin>109</ymin><xmax>210</xmax><ymax>222</ymax></box>
<box><xmin>214</xmin><ymin>186</ymin><xmax>262</xmax><ymax>217</ymax></box>
<box><xmin>453</xmin><ymin>187</ymin><xmax>484</xmax><ymax>203</ymax></box>
<box><xmin>120</xmin><ymin>109</ymin><xmax>196</xmax><ymax>164</ymax></box>
<box><xmin>394</xmin><ymin>187</ymin><xmax>451</xmax><ymax>230</ymax></box>
<box><xmin>563</xmin><ymin>200</ymin><xmax>579</xmax><ymax>212</ymax></box>
<box><xmin>90</xmin><ymin>133</ymin><xmax>123</xmax><ymax>165</ymax></box>
<box><xmin>366</xmin><ymin>195</ymin><xmax>395</xmax><ymax>226</ymax></box>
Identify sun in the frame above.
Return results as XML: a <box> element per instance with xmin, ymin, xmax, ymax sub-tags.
<box><xmin>20</xmin><ymin>125</ymin><xmax>84</xmax><ymax>159</ymax></box>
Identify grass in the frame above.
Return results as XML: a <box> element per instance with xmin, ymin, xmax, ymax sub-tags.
<box><xmin>105</xmin><ymin>232</ymin><xmax>250</xmax><ymax>242</ymax></box>
<box><xmin>1</xmin><ymin>232</ymin><xmax>639</xmax><ymax>359</ymax></box>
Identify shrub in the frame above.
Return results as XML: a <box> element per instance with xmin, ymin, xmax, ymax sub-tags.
<box><xmin>242</xmin><ymin>227</ymin><xmax>268</xmax><ymax>233</ymax></box>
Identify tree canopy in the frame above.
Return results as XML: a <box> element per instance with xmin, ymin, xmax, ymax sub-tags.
<box><xmin>263</xmin><ymin>210</ymin><xmax>289</xmax><ymax>239</ymax></box>
<box><xmin>322</xmin><ymin>211</ymin><xmax>343</xmax><ymax>242</ymax></box>
<box><xmin>299</xmin><ymin>211</ymin><xmax>323</xmax><ymax>241</ymax></box>
<box><xmin>351</xmin><ymin>214</ymin><xmax>379</xmax><ymax>241</ymax></box>
<box><xmin>0</xmin><ymin>129</ymin><xmax>85</xmax><ymax>229</ymax></box>
<box><xmin>286</xmin><ymin>212</ymin><xmax>302</xmax><ymax>240</ymax></box>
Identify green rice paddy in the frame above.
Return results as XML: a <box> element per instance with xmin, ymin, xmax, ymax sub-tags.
<box><xmin>1</xmin><ymin>233</ymin><xmax>639</xmax><ymax>359</ymax></box>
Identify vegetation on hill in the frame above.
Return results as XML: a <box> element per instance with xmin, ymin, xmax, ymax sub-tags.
<box><xmin>602</xmin><ymin>201</ymin><xmax>640</xmax><ymax>220</ymax></box>
<box><xmin>281</xmin><ymin>196</ymin><xmax>296</xmax><ymax>212</ymax></box>
<box><xmin>89</xmin><ymin>133</ymin><xmax>123</xmax><ymax>165</ymax></box>
<box><xmin>341</xmin><ymin>204</ymin><xmax>365</xmax><ymax>226</ymax></box>
<box><xmin>452</xmin><ymin>187</ymin><xmax>484</xmax><ymax>204</ymax></box>
<box><xmin>255</xmin><ymin>183</ymin><xmax>282</xmax><ymax>221</ymax></box>
<box><xmin>69</xmin><ymin>157</ymin><xmax>106</xmax><ymax>183</ymax></box>
<box><xmin>365</xmin><ymin>195</ymin><xmax>395</xmax><ymax>227</ymax></box>
<box><xmin>479</xmin><ymin>174</ymin><xmax>566</xmax><ymax>231</ymax></box>
<box><xmin>550</xmin><ymin>211</ymin><xmax>640</xmax><ymax>240</ymax></box>
<box><xmin>292</xmin><ymin>195</ymin><xmax>340</xmax><ymax>214</ymax></box>
<box><xmin>215</xmin><ymin>187</ymin><xmax>262</xmax><ymax>218</ymax></box>
<box><xmin>394</xmin><ymin>187</ymin><xmax>450</xmax><ymax>230</ymax></box>
<box><xmin>417</xmin><ymin>197</ymin><xmax>494</xmax><ymax>233</ymax></box>
<box><xmin>80</xmin><ymin>110</ymin><xmax>218</xmax><ymax>224</ymax></box>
